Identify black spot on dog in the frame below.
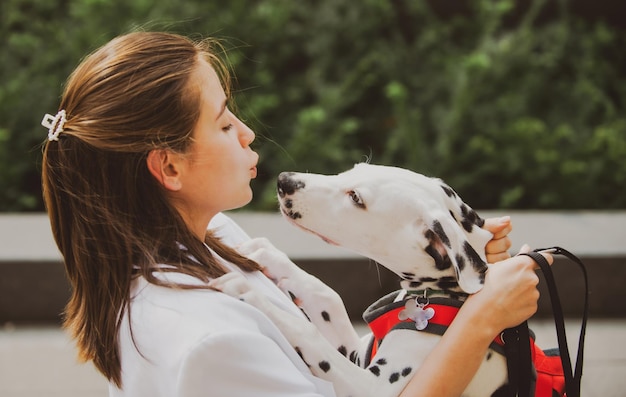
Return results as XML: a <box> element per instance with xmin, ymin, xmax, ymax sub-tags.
<box><xmin>486</xmin><ymin>351</ymin><xmax>493</xmax><ymax>361</ymax></box>
<box><xmin>460</xmin><ymin>206</ymin><xmax>474</xmax><ymax>232</ymax></box>
<box><xmin>464</xmin><ymin>241</ymin><xmax>487</xmax><ymax>277</ymax></box>
<box><xmin>455</xmin><ymin>254</ymin><xmax>466</xmax><ymax>271</ymax></box>
<box><xmin>441</xmin><ymin>184</ymin><xmax>457</xmax><ymax>198</ymax></box>
<box><xmin>437</xmin><ymin>276</ymin><xmax>458</xmax><ymax>290</ymax></box>
<box><xmin>460</xmin><ymin>204</ymin><xmax>485</xmax><ymax>232</ymax></box>
<box><xmin>401</xmin><ymin>272</ymin><xmax>415</xmax><ymax>280</ymax></box>
<box><xmin>287</xmin><ymin>210</ymin><xmax>302</xmax><ymax>220</ymax></box>
<box><xmin>389</xmin><ymin>372</ymin><xmax>400</xmax><ymax>383</ymax></box>
<box><xmin>376</xmin><ymin>358</ymin><xmax>387</xmax><ymax>365</ymax></box>
<box><xmin>349</xmin><ymin>350</ymin><xmax>358</xmax><ymax>363</ymax></box>
<box><xmin>431</xmin><ymin>220</ymin><xmax>451</xmax><ymax>248</ymax></box>
<box><xmin>426</xmin><ymin>244</ymin><xmax>452</xmax><ymax>270</ymax></box>
<box><xmin>338</xmin><ymin>345</ymin><xmax>347</xmax><ymax>357</ymax></box>
<box><xmin>401</xmin><ymin>367</ymin><xmax>412</xmax><ymax>377</ymax></box>
<box><xmin>295</xmin><ymin>347</ymin><xmax>310</xmax><ymax>367</ymax></box>
<box><xmin>319</xmin><ymin>361</ymin><xmax>331</xmax><ymax>372</ymax></box>
<box><xmin>408</xmin><ymin>281</ymin><xmax>423</xmax><ymax>288</ymax></box>
<box><xmin>298</xmin><ymin>308</ymin><xmax>311</xmax><ymax>321</ymax></box>
<box><xmin>424</xmin><ymin>229</ymin><xmax>434</xmax><ymax>241</ymax></box>
<box><xmin>419</xmin><ymin>277</ymin><xmax>438</xmax><ymax>283</ymax></box>
<box><xmin>321</xmin><ymin>311</ymin><xmax>331</xmax><ymax>322</ymax></box>
<box><xmin>437</xmin><ymin>254</ymin><xmax>453</xmax><ymax>271</ymax></box>
<box><xmin>277</xmin><ymin>172</ymin><xmax>305</xmax><ymax>197</ymax></box>
<box><xmin>284</xmin><ymin>198</ymin><xmax>293</xmax><ymax>209</ymax></box>
<box><xmin>369</xmin><ymin>366</ymin><xmax>381</xmax><ymax>376</ymax></box>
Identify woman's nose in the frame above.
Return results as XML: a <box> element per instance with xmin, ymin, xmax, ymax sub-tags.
<box><xmin>237</xmin><ymin>118</ymin><xmax>255</xmax><ymax>147</ymax></box>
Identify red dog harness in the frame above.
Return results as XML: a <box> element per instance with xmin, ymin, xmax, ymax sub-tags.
<box><xmin>363</xmin><ymin>290</ymin><xmax>504</xmax><ymax>360</ymax></box>
<box><xmin>362</xmin><ymin>289</ymin><xmax>567</xmax><ymax>397</ymax></box>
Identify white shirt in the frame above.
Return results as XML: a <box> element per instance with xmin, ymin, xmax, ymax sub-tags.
<box><xmin>109</xmin><ymin>213</ymin><xmax>336</xmax><ymax>397</ymax></box>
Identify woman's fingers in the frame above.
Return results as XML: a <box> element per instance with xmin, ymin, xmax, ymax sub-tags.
<box><xmin>483</xmin><ymin>216</ymin><xmax>513</xmax><ymax>263</ymax></box>
<box><xmin>516</xmin><ymin>247</ymin><xmax>554</xmax><ymax>270</ymax></box>
<box><xmin>485</xmin><ymin>235</ymin><xmax>512</xmax><ymax>254</ymax></box>
<box><xmin>483</xmin><ymin>216</ymin><xmax>512</xmax><ymax>239</ymax></box>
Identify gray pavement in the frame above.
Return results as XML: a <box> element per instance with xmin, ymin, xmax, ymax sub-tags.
<box><xmin>1</xmin><ymin>319</ymin><xmax>624</xmax><ymax>397</ymax></box>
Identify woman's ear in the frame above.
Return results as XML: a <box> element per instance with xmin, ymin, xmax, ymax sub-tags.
<box><xmin>146</xmin><ymin>149</ymin><xmax>183</xmax><ymax>191</ymax></box>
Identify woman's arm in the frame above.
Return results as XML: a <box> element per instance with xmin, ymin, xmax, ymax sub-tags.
<box><xmin>399</xmin><ymin>251</ymin><xmax>551</xmax><ymax>397</ymax></box>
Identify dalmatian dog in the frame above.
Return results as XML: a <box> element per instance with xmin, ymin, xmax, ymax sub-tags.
<box><xmin>210</xmin><ymin>163</ymin><xmax>510</xmax><ymax>397</ymax></box>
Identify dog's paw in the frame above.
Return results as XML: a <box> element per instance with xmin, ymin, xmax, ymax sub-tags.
<box><xmin>208</xmin><ymin>272</ymin><xmax>264</xmax><ymax>304</ymax></box>
<box><xmin>236</xmin><ymin>237</ymin><xmax>277</xmax><ymax>256</ymax></box>
<box><xmin>237</xmin><ymin>237</ymin><xmax>304</xmax><ymax>281</ymax></box>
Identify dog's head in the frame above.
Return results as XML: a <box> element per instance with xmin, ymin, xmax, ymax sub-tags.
<box><xmin>277</xmin><ymin>163</ymin><xmax>493</xmax><ymax>294</ymax></box>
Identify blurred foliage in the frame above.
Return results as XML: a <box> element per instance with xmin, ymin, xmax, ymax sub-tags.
<box><xmin>1</xmin><ymin>0</ymin><xmax>625</xmax><ymax>211</ymax></box>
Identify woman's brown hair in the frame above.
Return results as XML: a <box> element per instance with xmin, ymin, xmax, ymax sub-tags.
<box><xmin>41</xmin><ymin>31</ymin><xmax>260</xmax><ymax>387</ymax></box>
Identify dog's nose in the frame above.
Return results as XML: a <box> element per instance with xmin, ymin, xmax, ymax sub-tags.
<box><xmin>277</xmin><ymin>172</ymin><xmax>304</xmax><ymax>198</ymax></box>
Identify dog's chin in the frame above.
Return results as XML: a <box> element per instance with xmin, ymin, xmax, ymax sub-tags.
<box><xmin>279</xmin><ymin>206</ymin><xmax>339</xmax><ymax>246</ymax></box>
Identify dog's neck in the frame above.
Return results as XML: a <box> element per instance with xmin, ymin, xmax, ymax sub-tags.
<box><xmin>398</xmin><ymin>279</ymin><xmax>469</xmax><ymax>301</ymax></box>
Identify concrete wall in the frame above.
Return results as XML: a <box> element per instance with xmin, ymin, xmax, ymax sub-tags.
<box><xmin>1</xmin><ymin>211</ymin><xmax>625</xmax><ymax>324</ymax></box>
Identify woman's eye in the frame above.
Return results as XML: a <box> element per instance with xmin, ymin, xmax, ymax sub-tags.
<box><xmin>222</xmin><ymin>123</ymin><xmax>234</xmax><ymax>132</ymax></box>
<box><xmin>348</xmin><ymin>190</ymin><xmax>366</xmax><ymax>209</ymax></box>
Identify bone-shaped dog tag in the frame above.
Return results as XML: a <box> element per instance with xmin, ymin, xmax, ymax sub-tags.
<box><xmin>398</xmin><ymin>298</ymin><xmax>435</xmax><ymax>331</ymax></box>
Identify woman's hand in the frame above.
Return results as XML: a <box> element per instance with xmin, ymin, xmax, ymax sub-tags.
<box><xmin>467</xmin><ymin>248</ymin><xmax>553</xmax><ymax>333</ymax></box>
<box><xmin>483</xmin><ymin>216</ymin><xmax>513</xmax><ymax>263</ymax></box>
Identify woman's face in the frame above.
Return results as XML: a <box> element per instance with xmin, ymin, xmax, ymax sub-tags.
<box><xmin>173</xmin><ymin>57</ymin><xmax>258</xmax><ymax>234</ymax></box>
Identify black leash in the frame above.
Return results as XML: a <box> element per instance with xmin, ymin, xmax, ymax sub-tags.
<box><xmin>503</xmin><ymin>320</ymin><xmax>532</xmax><ymax>397</ymax></box>
<box><xmin>505</xmin><ymin>247</ymin><xmax>589</xmax><ymax>397</ymax></box>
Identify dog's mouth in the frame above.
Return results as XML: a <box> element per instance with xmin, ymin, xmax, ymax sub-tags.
<box><xmin>279</xmin><ymin>204</ymin><xmax>339</xmax><ymax>246</ymax></box>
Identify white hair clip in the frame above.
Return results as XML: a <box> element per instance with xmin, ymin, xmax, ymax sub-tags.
<box><xmin>41</xmin><ymin>110</ymin><xmax>67</xmax><ymax>141</ymax></box>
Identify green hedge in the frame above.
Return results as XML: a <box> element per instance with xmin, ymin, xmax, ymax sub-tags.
<box><xmin>1</xmin><ymin>0</ymin><xmax>625</xmax><ymax>211</ymax></box>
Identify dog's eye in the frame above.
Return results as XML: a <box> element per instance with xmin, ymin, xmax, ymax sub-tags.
<box><xmin>348</xmin><ymin>190</ymin><xmax>366</xmax><ymax>209</ymax></box>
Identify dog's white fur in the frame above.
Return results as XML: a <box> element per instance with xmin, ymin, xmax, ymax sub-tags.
<box><xmin>211</xmin><ymin>163</ymin><xmax>508</xmax><ymax>397</ymax></box>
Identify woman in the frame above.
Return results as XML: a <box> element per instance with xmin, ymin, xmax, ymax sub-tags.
<box><xmin>41</xmin><ymin>31</ymin><xmax>548</xmax><ymax>397</ymax></box>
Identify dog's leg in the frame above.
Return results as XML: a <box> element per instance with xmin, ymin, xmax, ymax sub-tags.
<box><xmin>210</xmin><ymin>272</ymin><xmax>407</xmax><ymax>397</ymax></box>
<box><xmin>209</xmin><ymin>272</ymin><xmax>374</xmax><ymax>397</ymax></box>
<box><xmin>237</xmin><ymin>238</ymin><xmax>362</xmax><ymax>359</ymax></box>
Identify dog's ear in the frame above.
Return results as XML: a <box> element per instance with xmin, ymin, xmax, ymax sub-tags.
<box><xmin>437</xmin><ymin>181</ymin><xmax>492</xmax><ymax>263</ymax></box>
<box><xmin>422</xmin><ymin>210</ymin><xmax>488</xmax><ymax>294</ymax></box>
